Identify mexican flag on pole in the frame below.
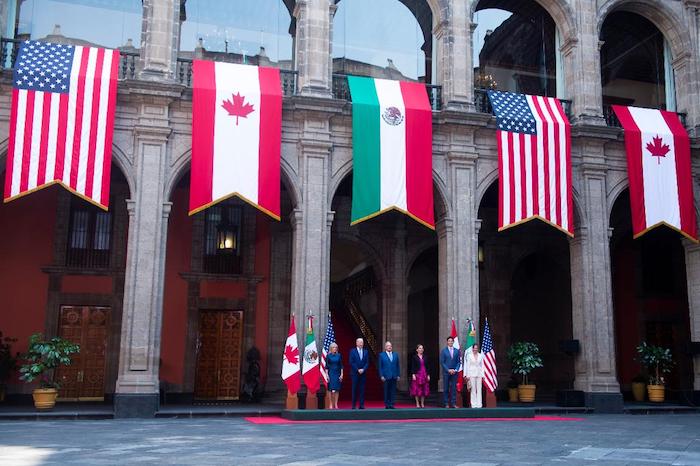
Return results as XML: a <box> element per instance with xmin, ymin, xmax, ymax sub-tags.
<box><xmin>347</xmin><ymin>76</ymin><xmax>435</xmax><ymax>229</ymax></box>
<box><xmin>302</xmin><ymin>316</ymin><xmax>321</xmax><ymax>394</ymax></box>
<box><xmin>465</xmin><ymin>319</ymin><xmax>477</xmax><ymax>349</ymax></box>
<box><xmin>450</xmin><ymin>319</ymin><xmax>463</xmax><ymax>392</ymax></box>
<box><xmin>281</xmin><ymin>315</ymin><xmax>301</xmax><ymax>394</ymax></box>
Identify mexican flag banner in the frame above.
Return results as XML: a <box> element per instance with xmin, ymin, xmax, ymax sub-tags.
<box><xmin>302</xmin><ymin>316</ymin><xmax>321</xmax><ymax>394</ymax></box>
<box><xmin>347</xmin><ymin>76</ymin><xmax>435</xmax><ymax>229</ymax></box>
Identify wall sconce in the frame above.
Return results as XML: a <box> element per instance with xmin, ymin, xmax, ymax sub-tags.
<box><xmin>478</xmin><ymin>245</ymin><xmax>485</xmax><ymax>264</ymax></box>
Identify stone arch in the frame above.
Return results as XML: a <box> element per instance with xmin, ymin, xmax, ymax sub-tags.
<box><xmin>0</xmin><ymin>137</ymin><xmax>135</xmax><ymax>198</ymax></box>
<box><xmin>332</xmin><ymin>230</ymin><xmax>388</xmax><ymax>283</ymax></box>
<box><xmin>607</xmin><ymin>176</ymin><xmax>630</xmax><ymax>220</ymax></box>
<box><xmin>335</xmin><ymin>0</ymin><xmax>448</xmax><ymax>30</ymax></box>
<box><xmin>164</xmin><ymin>148</ymin><xmax>301</xmax><ymax>209</ymax></box>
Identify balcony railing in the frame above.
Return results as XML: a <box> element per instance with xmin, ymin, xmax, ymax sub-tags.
<box><xmin>603</xmin><ymin>104</ymin><xmax>687</xmax><ymax>128</ymax></box>
<box><xmin>0</xmin><ymin>37</ymin><xmax>20</xmax><ymax>69</ymax></box>
<box><xmin>332</xmin><ymin>74</ymin><xmax>442</xmax><ymax>111</ymax></box>
<box><xmin>474</xmin><ymin>87</ymin><xmax>573</xmax><ymax>120</ymax></box>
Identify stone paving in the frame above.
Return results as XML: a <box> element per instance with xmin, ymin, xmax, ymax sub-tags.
<box><xmin>1</xmin><ymin>414</ymin><xmax>700</xmax><ymax>465</ymax></box>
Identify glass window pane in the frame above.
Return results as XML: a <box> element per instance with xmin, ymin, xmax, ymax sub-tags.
<box><xmin>179</xmin><ymin>0</ymin><xmax>294</xmax><ymax>69</ymax></box>
<box><xmin>94</xmin><ymin>212</ymin><xmax>111</xmax><ymax>250</ymax></box>
<box><xmin>70</xmin><ymin>210</ymin><xmax>89</xmax><ymax>249</ymax></box>
<box><xmin>16</xmin><ymin>0</ymin><xmax>142</xmax><ymax>49</ymax></box>
<box><xmin>332</xmin><ymin>0</ymin><xmax>430</xmax><ymax>82</ymax></box>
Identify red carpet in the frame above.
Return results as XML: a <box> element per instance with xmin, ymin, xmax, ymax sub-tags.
<box><xmin>245</xmin><ymin>415</ymin><xmax>584</xmax><ymax>425</ymax></box>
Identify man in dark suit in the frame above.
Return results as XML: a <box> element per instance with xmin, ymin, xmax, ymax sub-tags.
<box><xmin>349</xmin><ymin>337</ymin><xmax>369</xmax><ymax>409</ymax></box>
<box><xmin>378</xmin><ymin>341</ymin><xmax>400</xmax><ymax>409</ymax></box>
<box><xmin>440</xmin><ymin>336</ymin><xmax>461</xmax><ymax>408</ymax></box>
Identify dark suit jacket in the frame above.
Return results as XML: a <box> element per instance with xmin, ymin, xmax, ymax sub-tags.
<box><xmin>440</xmin><ymin>347</ymin><xmax>461</xmax><ymax>373</ymax></box>
<box><xmin>349</xmin><ymin>347</ymin><xmax>369</xmax><ymax>376</ymax></box>
<box><xmin>378</xmin><ymin>351</ymin><xmax>400</xmax><ymax>380</ymax></box>
<box><xmin>410</xmin><ymin>354</ymin><xmax>430</xmax><ymax>375</ymax></box>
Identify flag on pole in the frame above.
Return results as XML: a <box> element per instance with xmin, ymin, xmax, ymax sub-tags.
<box><xmin>190</xmin><ymin>60</ymin><xmax>282</xmax><ymax>219</ymax></box>
<box><xmin>3</xmin><ymin>40</ymin><xmax>119</xmax><ymax>209</ymax></box>
<box><xmin>302</xmin><ymin>315</ymin><xmax>321</xmax><ymax>394</ymax></box>
<box><xmin>481</xmin><ymin>318</ymin><xmax>498</xmax><ymax>393</ymax></box>
<box><xmin>320</xmin><ymin>313</ymin><xmax>336</xmax><ymax>386</ymax></box>
<box><xmin>612</xmin><ymin>105</ymin><xmax>697</xmax><ymax>241</ymax></box>
<box><xmin>450</xmin><ymin>318</ymin><xmax>463</xmax><ymax>392</ymax></box>
<box><xmin>281</xmin><ymin>315</ymin><xmax>301</xmax><ymax>394</ymax></box>
<box><xmin>465</xmin><ymin>319</ymin><xmax>477</xmax><ymax>349</ymax></box>
<box><xmin>347</xmin><ymin>75</ymin><xmax>434</xmax><ymax>229</ymax></box>
<box><xmin>487</xmin><ymin>90</ymin><xmax>573</xmax><ymax>236</ymax></box>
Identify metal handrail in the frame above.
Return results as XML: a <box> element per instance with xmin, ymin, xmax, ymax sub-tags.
<box><xmin>474</xmin><ymin>87</ymin><xmax>573</xmax><ymax>120</ymax></box>
<box><xmin>332</xmin><ymin>73</ymin><xmax>443</xmax><ymax>111</ymax></box>
<box><xmin>603</xmin><ymin>104</ymin><xmax>687</xmax><ymax>128</ymax></box>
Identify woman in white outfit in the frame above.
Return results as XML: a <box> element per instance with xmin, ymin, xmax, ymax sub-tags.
<box><xmin>464</xmin><ymin>344</ymin><xmax>484</xmax><ymax>408</ymax></box>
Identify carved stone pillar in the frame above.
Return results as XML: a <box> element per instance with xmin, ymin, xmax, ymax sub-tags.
<box><xmin>684</xmin><ymin>240</ymin><xmax>700</xmax><ymax>392</ymax></box>
<box><xmin>294</xmin><ymin>0</ymin><xmax>334</xmax><ymax>97</ymax></box>
<box><xmin>140</xmin><ymin>0</ymin><xmax>180</xmax><ymax>80</ymax></box>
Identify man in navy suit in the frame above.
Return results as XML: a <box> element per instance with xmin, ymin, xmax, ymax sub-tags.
<box><xmin>440</xmin><ymin>336</ymin><xmax>461</xmax><ymax>408</ymax></box>
<box><xmin>349</xmin><ymin>337</ymin><xmax>369</xmax><ymax>409</ymax></box>
<box><xmin>378</xmin><ymin>341</ymin><xmax>400</xmax><ymax>409</ymax></box>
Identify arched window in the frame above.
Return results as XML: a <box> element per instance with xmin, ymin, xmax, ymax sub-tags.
<box><xmin>11</xmin><ymin>0</ymin><xmax>141</xmax><ymax>49</ymax></box>
<box><xmin>473</xmin><ymin>0</ymin><xmax>559</xmax><ymax>97</ymax></box>
<box><xmin>600</xmin><ymin>11</ymin><xmax>675</xmax><ymax>111</ymax></box>
<box><xmin>332</xmin><ymin>0</ymin><xmax>432</xmax><ymax>82</ymax></box>
<box><xmin>179</xmin><ymin>0</ymin><xmax>294</xmax><ymax>69</ymax></box>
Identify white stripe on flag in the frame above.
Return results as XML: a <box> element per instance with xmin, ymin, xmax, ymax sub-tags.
<box><xmin>77</xmin><ymin>46</ymin><xmax>99</xmax><ymax>194</ymax></box>
<box><xmin>549</xmin><ymin>97</ymin><xmax>569</xmax><ymax>231</ymax></box>
<box><xmin>524</xmin><ymin>133</ymin><xmax>533</xmax><ymax>218</ymax></box>
<box><xmin>63</xmin><ymin>45</ymin><xmax>84</xmax><ymax>185</ymax></box>
<box><xmin>45</xmin><ymin>92</ymin><xmax>61</xmax><ymax>182</ymax></box>
<box><xmin>28</xmin><ymin>90</ymin><xmax>44</xmax><ymax>190</ymax></box>
<box><xmin>212</xmin><ymin>62</ymin><xmax>261</xmax><ymax>203</ymax></box>
<box><xmin>512</xmin><ymin>132</ymin><xmax>521</xmax><ymax>221</ymax></box>
<box><xmin>92</xmin><ymin>49</ymin><xmax>115</xmax><ymax>205</ymax></box>
<box><xmin>532</xmin><ymin>98</ymin><xmax>546</xmax><ymax>218</ymax></box>
<box><xmin>375</xmin><ymin>78</ymin><xmax>407</xmax><ymax>211</ymax></box>
<box><xmin>542</xmin><ymin>97</ymin><xmax>558</xmax><ymax>224</ymax></box>
<box><xmin>500</xmin><ymin>130</ymin><xmax>510</xmax><ymax>226</ymax></box>
<box><xmin>10</xmin><ymin>90</ymin><xmax>28</xmax><ymax>197</ymax></box>
<box><xmin>629</xmin><ymin>107</ymin><xmax>680</xmax><ymax>229</ymax></box>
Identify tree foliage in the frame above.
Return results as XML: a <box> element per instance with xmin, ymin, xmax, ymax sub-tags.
<box><xmin>507</xmin><ymin>341</ymin><xmax>543</xmax><ymax>385</ymax></box>
<box><xmin>19</xmin><ymin>333</ymin><xmax>80</xmax><ymax>389</ymax></box>
<box><xmin>636</xmin><ymin>341</ymin><xmax>674</xmax><ymax>386</ymax></box>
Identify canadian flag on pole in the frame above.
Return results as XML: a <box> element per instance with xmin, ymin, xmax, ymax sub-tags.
<box><xmin>450</xmin><ymin>318</ymin><xmax>463</xmax><ymax>392</ymax></box>
<box><xmin>612</xmin><ymin>106</ymin><xmax>697</xmax><ymax>241</ymax></box>
<box><xmin>190</xmin><ymin>60</ymin><xmax>282</xmax><ymax>219</ymax></box>
<box><xmin>281</xmin><ymin>315</ymin><xmax>301</xmax><ymax>394</ymax></box>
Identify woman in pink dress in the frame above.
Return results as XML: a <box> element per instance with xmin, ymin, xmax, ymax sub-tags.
<box><xmin>410</xmin><ymin>344</ymin><xmax>430</xmax><ymax>408</ymax></box>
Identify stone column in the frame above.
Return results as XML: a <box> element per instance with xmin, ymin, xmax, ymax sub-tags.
<box><xmin>115</xmin><ymin>101</ymin><xmax>173</xmax><ymax>417</ymax></box>
<box><xmin>684</xmin><ymin>240</ymin><xmax>700</xmax><ymax>392</ymax></box>
<box><xmin>140</xmin><ymin>0</ymin><xmax>180</xmax><ymax>80</ymax></box>
<box><xmin>383</xmin><ymin>222</ymin><xmax>408</xmax><ymax>390</ymax></box>
<box><xmin>438</xmin><ymin>0</ymin><xmax>472</xmax><ymax>110</ymax></box>
<box><xmin>294</xmin><ymin>0</ymin><xmax>334</xmax><ymax>97</ymax></box>
<box><xmin>569</xmin><ymin>161</ymin><xmax>622</xmax><ymax>412</ymax></box>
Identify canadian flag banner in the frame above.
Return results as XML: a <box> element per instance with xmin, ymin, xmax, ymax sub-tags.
<box><xmin>189</xmin><ymin>60</ymin><xmax>282</xmax><ymax>219</ymax></box>
<box><xmin>613</xmin><ymin>106</ymin><xmax>697</xmax><ymax>241</ymax></box>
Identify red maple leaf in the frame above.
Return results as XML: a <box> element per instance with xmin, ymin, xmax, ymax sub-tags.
<box><xmin>646</xmin><ymin>135</ymin><xmax>671</xmax><ymax>164</ymax></box>
<box><xmin>284</xmin><ymin>345</ymin><xmax>299</xmax><ymax>365</ymax></box>
<box><xmin>221</xmin><ymin>92</ymin><xmax>255</xmax><ymax>125</ymax></box>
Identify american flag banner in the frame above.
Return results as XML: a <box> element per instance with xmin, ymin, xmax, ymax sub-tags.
<box><xmin>320</xmin><ymin>313</ymin><xmax>336</xmax><ymax>386</ymax></box>
<box><xmin>3</xmin><ymin>40</ymin><xmax>120</xmax><ymax>209</ymax></box>
<box><xmin>481</xmin><ymin>318</ymin><xmax>498</xmax><ymax>393</ymax></box>
<box><xmin>487</xmin><ymin>90</ymin><xmax>573</xmax><ymax>236</ymax></box>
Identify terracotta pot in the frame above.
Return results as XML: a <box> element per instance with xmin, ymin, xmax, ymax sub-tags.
<box><xmin>631</xmin><ymin>382</ymin><xmax>646</xmax><ymax>402</ymax></box>
<box><xmin>507</xmin><ymin>387</ymin><xmax>519</xmax><ymax>402</ymax></box>
<box><xmin>647</xmin><ymin>384</ymin><xmax>665</xmax><ymax>403</ymax></box>
<box><xmin>32</xmin><ymin>388</ymin><xmax>58</xmax><ymax>409</ymax></box>
<box><xmin>518</xmin><ymin>384</ymin><xmax>536</xmax><ymax>403</ymax></box>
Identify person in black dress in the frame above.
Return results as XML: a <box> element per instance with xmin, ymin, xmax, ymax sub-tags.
<box><xmin>326</xmin><ymin>342</ymin><xmax>343</xmax><ymax>409</ymax></box>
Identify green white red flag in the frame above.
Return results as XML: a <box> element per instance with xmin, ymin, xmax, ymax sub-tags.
<box><xmin>302</xmin><ymin>316</ymin><xmax>321</xmax><ymax>394</ymax></box>
<box><xmin>347</xmin><ymin>76</ymin><xmax>434</xmax><ymax>229</ymax></box>
<box><xmin>465</xmin><ymin>319</ymin><xmax>477</xmax><ymax>349</ymax></box>
<box><xmin>281</xmin><ymin>315</ymin><xmax>301</xmax><ymax>394</ymax></box>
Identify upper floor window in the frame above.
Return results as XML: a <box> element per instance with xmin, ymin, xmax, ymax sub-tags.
<box><xmin>179</xmin><ymin>0</ymin><xmax>294</xmax><ymax>69</ymax></box>
<box><xmin>12</xmin><ymin>0</ymin><xmax>141</xmax><ymax>49</ymax></box>
<box><xmin>332</xmin><ymin>0</ymin><xmax>432</xmax><ymax>82</ymax></box>
<box><xmin>600</xmin><ymin>11</ymin><xmax>675</xmax><ymax>110</ymax></box>
<box><xmin>203</xmin><ymin>203</ymin><xmax>242</xmax><ymax>274</ymax></box>
<box><xmin>66</xmin><ymin>197</ymin><xmax>112</xmax><ymax>268</ymax></box>
<box><xmin>473</xmin><ymin>0</ymin><xmax>558</xmax><ymax>96</ymax></box>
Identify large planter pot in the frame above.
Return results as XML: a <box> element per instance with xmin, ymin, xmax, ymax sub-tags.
<box><xmin>32</xmin><ymin>388</ymin><xmax>58</xmax><ymax>409</ymax></box>
<box><xmin>647</xmin><ymin>384</ymin><xmax>665</xmax><ymax>403</ymax></box>
<box><xmin>631</xmin><ymin>382</ymin><xmax>646</xmax><ymax>402</ymax></box>
<box><xmin>518</xmin><ymin>384</ymin><xmax>536</xmax><ymax>403</ymax></box>
<box><xmin>507</xmin><ymin>387</ymin><xmax>519</xmax><ymax>402</ymax></box>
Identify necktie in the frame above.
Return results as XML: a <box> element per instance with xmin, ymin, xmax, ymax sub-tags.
<box><xmin>358</xmin><ymin>348</ymin><xmax>362</xmax><ymax>359</ymax></box>
<box><xmin>450</xmin><ymin>348</ymin><xmax>453</xmax><ymax>358</ymax></box>
<box><xmin>388</xmin><ymin>352</ymin><xmax>392</xmax><ymax>362</ymax></box>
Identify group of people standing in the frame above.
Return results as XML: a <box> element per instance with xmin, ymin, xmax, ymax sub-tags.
<box><xmin>324</xmin><ymin>336</ymin><xmax>485</xmax><ymax>409</ymax></box>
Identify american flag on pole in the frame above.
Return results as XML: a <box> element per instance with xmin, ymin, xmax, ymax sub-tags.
<box><xmin>320</xmin><ymin>313</ymin><xmax>336</xmax><ymax>386</ymax></box>
<box><xmin>481</xmin><ymin>318</ymin><xmax>498</xmax><ymax>393</ymax></box>
<box><xmin>3</xmin><ymin>40</ymin><xmax>119</xmax><ymax>210</ymax></box>
<box><xmin>487</xmin><ymin>90</ymin><xmax>573</xmax><ymax>236</ymax></box>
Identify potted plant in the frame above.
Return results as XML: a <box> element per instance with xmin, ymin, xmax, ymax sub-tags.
<box><xmin>507</xmin><ymin>341</ymin><xmax>543</xmax><ymax>402</ymax></box>
<box><xmin>631</xmin><ymin>374</ymin><xmax>646</xmax><ymax>402</ymax></box>
<box><xmin>0</xmin><ymin>332</ymin><xmax>18</xmax><ymax>402</ymax></box>
<box><xmin>19</xmin><ymin>333</ymin><xmax>79</xmax><ymax>409</ymax></box>
<box><xmin>636</xmin><ymin>342</ymin><xmax>674</xmax><ymax>403</ymax></box>
<box><xmin>507</xmin><ymin>376</ymin><xmax>519</xmax><ymax>402</ymax></box>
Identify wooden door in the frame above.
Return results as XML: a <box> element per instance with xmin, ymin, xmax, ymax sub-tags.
<box><xmin>56</xmin><ymin>306</ymin><xmax>110</xmax><ymax>401</ymax></box>
<box><xmin>194</xmin><ymin>310</ymin><xmax>243</xmax><ymax>400</ymax></box>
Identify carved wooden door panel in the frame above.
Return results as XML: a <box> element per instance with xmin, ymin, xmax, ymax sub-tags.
<box><xmin>194</xmin><ymin>310</ymin><xmax>243</xmax><ymax>400</ymax></box>
<box><xmin>56</xmin><ymin>306</ymin><xmax>110</xmax><ymax>400</ymax></box>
